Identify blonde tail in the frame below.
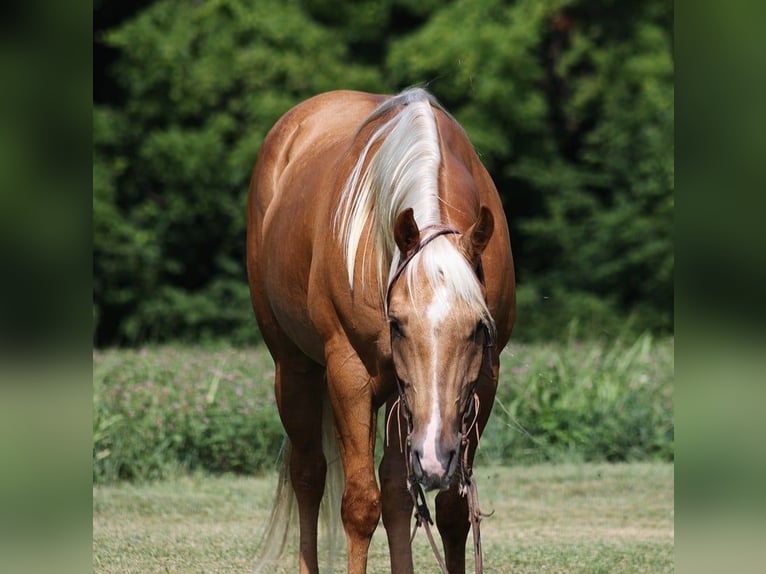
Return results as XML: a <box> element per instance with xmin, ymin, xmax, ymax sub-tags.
<box><xmin>319</xmin><ymin>392</ymin><xmax>344</xmax><ymax>572</ymax></box>
<box><xmin>252</xmin><ymin>438</ymin><xmax>297</xmax><ymax>573</ymax></box>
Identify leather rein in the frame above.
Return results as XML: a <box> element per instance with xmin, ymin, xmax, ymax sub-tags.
<box><xmin>385</xmin><ymin>224</ymin><xmax>493</xmax><ymax>574</ymax></box>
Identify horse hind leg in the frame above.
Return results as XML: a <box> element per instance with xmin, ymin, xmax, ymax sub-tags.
<box><xmin>275</xmin><ymin>357</ymin><xmax>328</xmax><ymax>574</ymax></box>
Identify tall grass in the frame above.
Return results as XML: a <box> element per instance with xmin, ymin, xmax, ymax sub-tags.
<box><xmin>93</xmin><ymin>346</ymin><xmax>283</xmax><ymax>483</ymax></box>
<box><xmin>481</xmin><ymin>332</ymin><xmax>674</xmax><ymax>465</ymax></box>
<box><xmin>93</xmin><ymin>335</ymin><xmax>673</xmax><ymax>483</ymax></box>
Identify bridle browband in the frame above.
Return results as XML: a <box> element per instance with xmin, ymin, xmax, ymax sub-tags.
<box><xmin>385</xmin><ymin>224</ymin><xmax>493</xmax><ymax>574</ymax></box>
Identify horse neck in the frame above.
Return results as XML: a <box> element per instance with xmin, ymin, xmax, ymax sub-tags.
<box><xmin>431</xmin><ymin>110</ymin><xmax>485</xmax><ymax>231</ymax></box>
<box><xmin>336</xmin><ymin>94</ymin><xmax>485</xmax><ymax>298</ymax></box>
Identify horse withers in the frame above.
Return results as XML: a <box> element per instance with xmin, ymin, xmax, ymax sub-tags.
<box><xmin>246</xmin><ymin>88</ymin><xmax>515</xmax><ymax>574</ymax></box>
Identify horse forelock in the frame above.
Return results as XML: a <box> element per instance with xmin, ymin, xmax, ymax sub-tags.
<box><xmin>334</xmin><ymin>87</ymin><xmax>492</xmax><ymax>330</ymax></box>
<box><xmin>404</xmin><ymin>238</ymin><xmax>495</xmax><ymax>334</ymax></box>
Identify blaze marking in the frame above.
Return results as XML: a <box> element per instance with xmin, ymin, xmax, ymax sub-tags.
<box><xmin>419</xmin><ymin>285</ymin><xmax>453</xmax><ymax>476</ymax></box>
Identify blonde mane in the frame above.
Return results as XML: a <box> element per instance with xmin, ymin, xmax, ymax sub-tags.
<box><xmin>334</xmin><ymin>88</ymin><xmax>494</xmax><ymax>328</ymax></box>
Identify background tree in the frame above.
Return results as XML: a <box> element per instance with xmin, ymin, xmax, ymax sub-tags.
<box><xmin>386</xmin><ymin>0</ymin><xmax>673</xmax><ymax>338</ymax></box>
<box><xmin>94</xmin><ymin>0</ymin><xmax>382</xmax><ymax>344</ymax></box>
<box><xmin>94</xmin><ymin>0</ymin><xmax>673</xmax><ymax>345</ymax></box>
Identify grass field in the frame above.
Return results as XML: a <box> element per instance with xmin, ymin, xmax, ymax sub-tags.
<box><xmin>93</xmin><ymin>462</ymin><xmax>673</xmax><ymax>573</ymax></box>
<box><xmin>93</xmin><ymin>338</ymin><xmax>673</xmax><ymax>571</ymax></box>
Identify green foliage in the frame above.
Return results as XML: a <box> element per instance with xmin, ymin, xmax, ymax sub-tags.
<box><xmin>513</xmin><ymin>283</ymin><xmax>637</xmax><ymax>341</ymax></box>
<box><xmin>94</xmin><ymin>0</ymin><xmax>673</xmax><ymax>344</ymax></box>
<box><xmin>93</xmin><ymin>346</ymin><xmax>284</xmax><ymax>482</ymax></box>
<box><xmin>516</xmin><ymin>5</ymin><xmax>674</xmax><ymax>335</ymax></box>
<box><xmin>93</xmin><ymin>0</ymin><xmax>383</xmax><ymax>345</ymax></box>
<box><xmin>386</xmin><ymin>0</ymin><xmax>673</xmax><ymax>339</ymax></box>
<box><xmin>480</xmin><ymin>332</ymin><xmax>674</xmax><ymax>465</ymax></box>
<box><xmin>93</xmin><ymin>337</ymin><xmax>673</xmax><ymax>483</ymax></box>
<box><xmin>387</xmin><ymin>0</ymin><xmax>560</xmax><ymax>162</ymax></box>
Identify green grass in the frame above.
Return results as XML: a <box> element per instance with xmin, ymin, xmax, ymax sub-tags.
<box><xmin>93</xmin><ymin>462</ymin><xmax>674</xmax><ymax>573</ymax></box>
<box><xmin>93</xmin><ymin>338</ymin><xmax>673</xmax><ymax>571</ymax></box>
<box><xmin>93</xmin><ymin>336</ymin><xmax>673</xmax><ymax>483</ymax></box>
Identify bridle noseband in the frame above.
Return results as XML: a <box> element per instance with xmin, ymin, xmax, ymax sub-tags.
<box><xmin>384</xmin><ymin>224</ymin><xmax>493</xmax><ymax>574</ymax></box>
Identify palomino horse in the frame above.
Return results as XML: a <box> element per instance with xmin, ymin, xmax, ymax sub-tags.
<box><xmin>247</xmin><ymin>88</ymin><xmax>515</xmax><ymax>574</ymax></box>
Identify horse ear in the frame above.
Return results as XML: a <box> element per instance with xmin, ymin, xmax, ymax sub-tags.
<box><xmin>394</xmin><ymin>208</ymin><xmax>421</xmax><ymax>256</ymax></box>
<box><xmin>461</xmin><ymin>206</ymin><xmax>494</xmax><ymax>261</ymax></box>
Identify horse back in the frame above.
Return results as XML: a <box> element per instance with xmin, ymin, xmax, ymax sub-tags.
<box><xmin>247</xmin><ymin>89</ymin><xmax>515</xmax><ymax>367</ymax></box>
<box><xmin>246</xmin><ymin>91</ymin><xmax>385</xmax><ymax>363</ymax></box>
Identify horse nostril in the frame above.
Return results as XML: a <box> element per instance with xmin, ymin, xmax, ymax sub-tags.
<box><xmin>412</xmin><ymin>449</ymin><xmax>424</xmax><ymax>476</ymax></box>
<box><xmin>446</xmin><ymin>449</ymin><xmax>458</xmax><ymax>473</ymax></box>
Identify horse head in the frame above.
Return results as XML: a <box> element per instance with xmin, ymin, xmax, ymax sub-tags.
<box><xmin>387</xmin><ymin>207</ymin><xmax>495</xmax><ymax>491</ymax></box>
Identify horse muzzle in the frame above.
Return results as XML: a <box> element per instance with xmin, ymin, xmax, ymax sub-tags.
<box><xmin>411</xmin><ymin>434</ymin><xmax>461</xmax><ymax>491</ymax></box>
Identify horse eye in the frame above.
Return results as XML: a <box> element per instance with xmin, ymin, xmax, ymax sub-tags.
<box><xmin>389</xmin><ymin>318</ymin><xmax>403</xmax><ymax>338</ymax></box>
<box><xmin>470</xmin><ymin>321</ymin><xmax>484</xmax><ymax>342</ymax></box>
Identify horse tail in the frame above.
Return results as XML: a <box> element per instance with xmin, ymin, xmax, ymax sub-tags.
<box><xmin>252</xmin><ymin>438</ymin><xmax>297</xmax><ymax>573</ymax></box>
<box><xmin>253</xmin><ymin>389</ymin><xmax>344</xmax><ymax>573</ymax></box>
<box><xmin>319</xmin><ymin>389</ymin><xmax>344</xmax><ymax>571</ymax></box>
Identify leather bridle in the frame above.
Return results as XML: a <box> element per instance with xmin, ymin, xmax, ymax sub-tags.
<box><xmin>385</xmin><ymin>224</ymin><xmax>494</xmax><ymax>574</ymax></box>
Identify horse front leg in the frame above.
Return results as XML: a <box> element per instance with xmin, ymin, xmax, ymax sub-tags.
<box><xmin>434</xmin><ymin>480</ymin><xmax>469</xmax><ymax>573</ymax></box>
<box><xmin>379</xmin><ymin>396</ymin><xmax>415</xmax><ymax>574</ymax></box>
<box><xmin>326</xmin><ymin>346</ymin><xmax>381</xmax><ymax>574</ymax></box>
<box><xmin>436</xmin><ymin>355</ymin><xmax>498</xmax><ymax>574</ymax></box>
